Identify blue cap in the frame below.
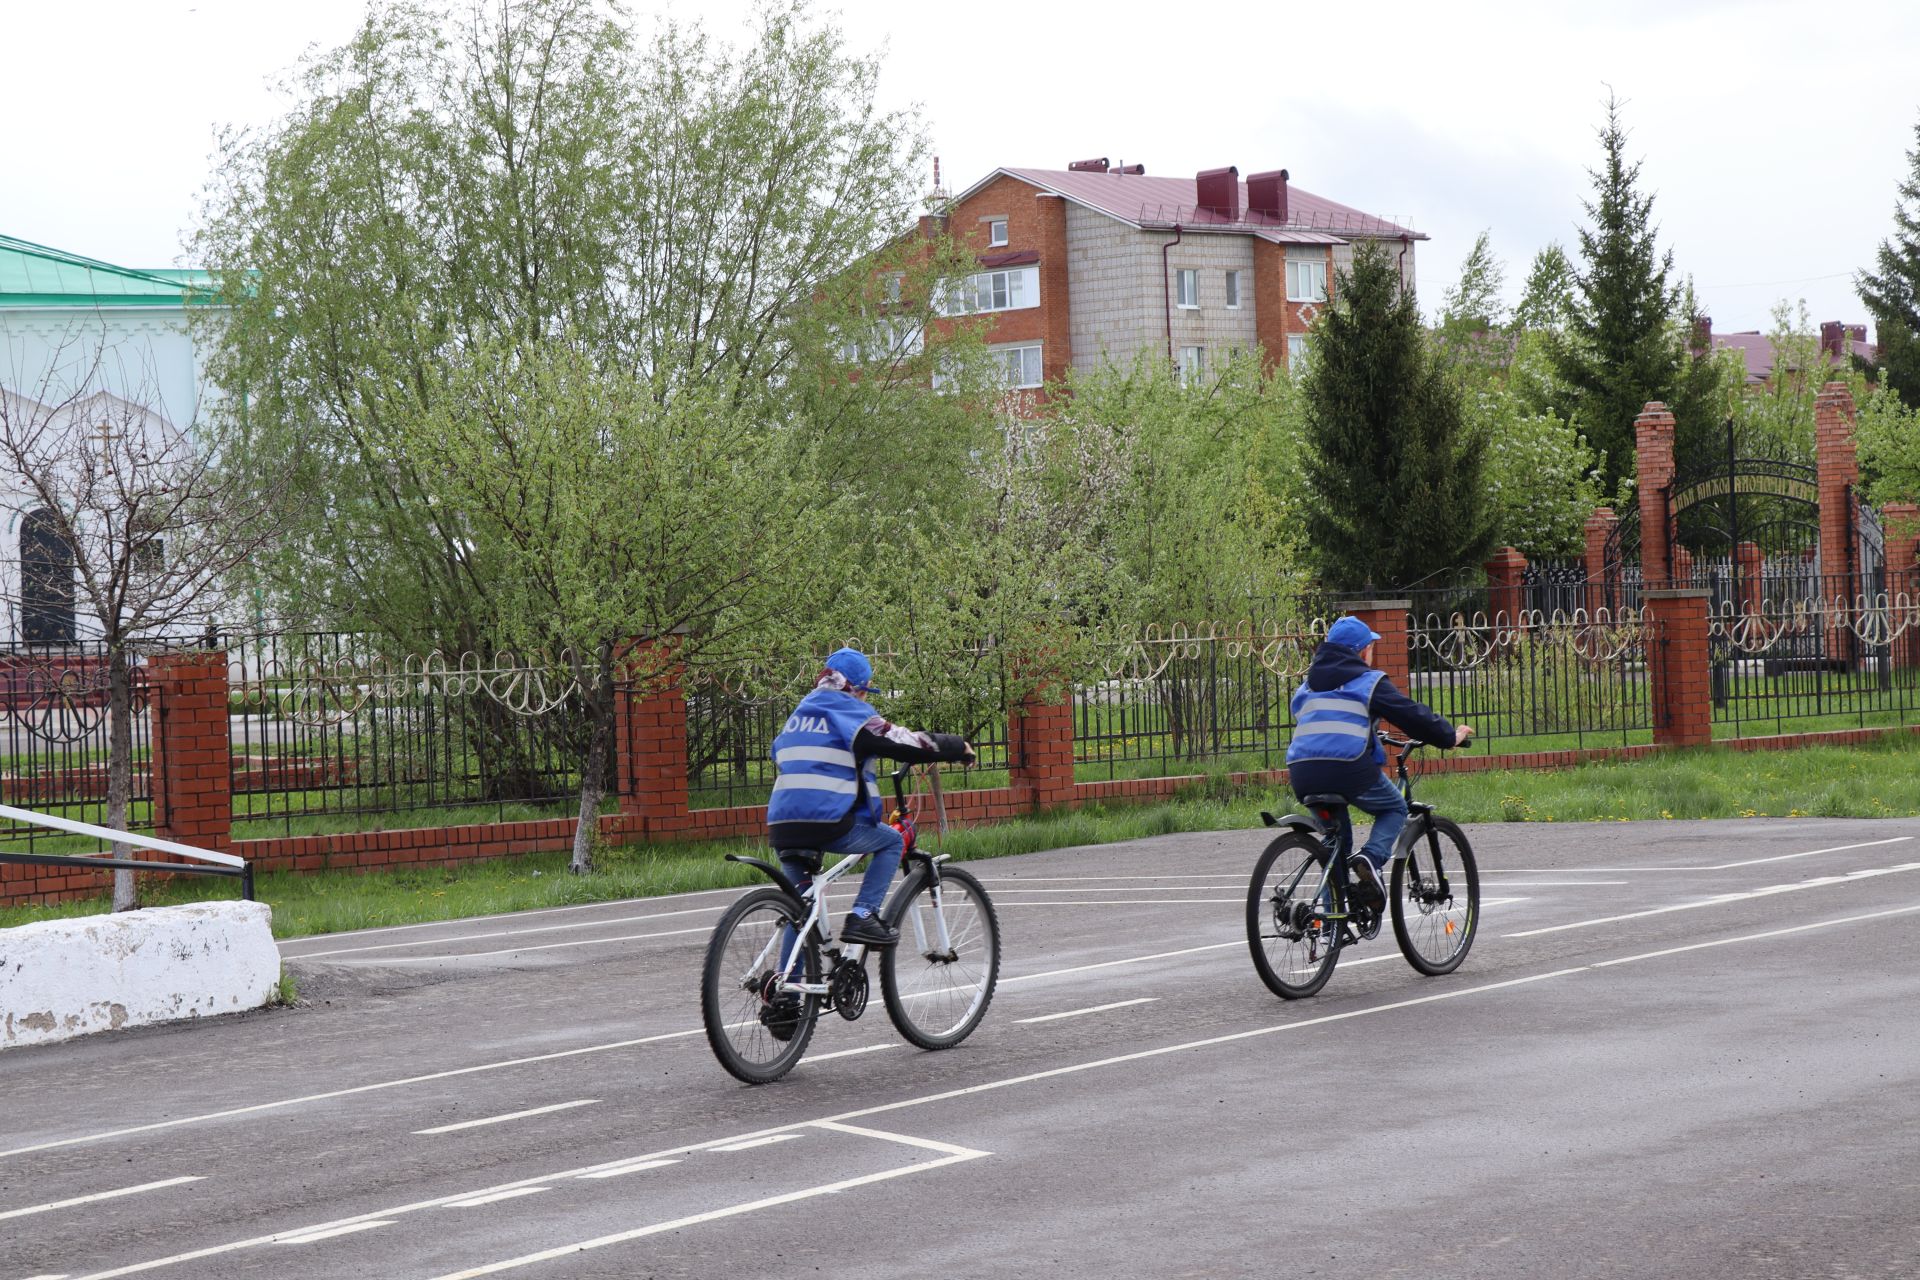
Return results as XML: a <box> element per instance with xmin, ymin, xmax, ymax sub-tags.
<box><xmin>1325</xmin><ymin>616</ymin><xmax>1382</xmax><ymax>651</ymax></box>
<box><xmin>824</xmin><ymin>647</ymin><xmax>874</xmax><ymax>692</ymax></box>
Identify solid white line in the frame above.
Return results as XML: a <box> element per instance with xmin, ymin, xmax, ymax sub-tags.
<box><xmin>1016</xmin><ymin>997</ymin><xmax>1157</xmax><ymax>1024</ymax></box>
<box><xmin>275</xmin><ymin>1221</ymin><xmax>395</xmax><ymax>1245</ymax></box>
<box><xmin>380</xmin><ymin>926</ymin><xmax>711</xmax><ymax>962</ymax></box>
<box><xmin>810</xmin><ymin>1120</ymin><xmax>985</xmax><ymax>1158</ymax></box>
<box><xmin>1588</xmin><ymin>903</ymin><xmax>1920</xmax><ymax>966</ymax></box>
<box><xmin>994</xmin><ymin>898</ymin><xmax>1243</xmax><ymax>907</ymax></box>
<box><xmin>1473</xmin><ymin>880</ymin><xmax>1628</xmax><ymax>887</ymax></box>
<box><xmin>441</xmin><ymin>1188</ymin><xmax>550</xmax><ymax>1208</ymax></box>
<box><xmin>0</xmin><ymin>1177</ymin><xmax>202</xmax><ymax>1223</ymax></box>
<box><xmin>1707</xmin><ymin>836</ymin><xmax>1911</xmax><ymax>868</ymax></box>
<box><xmin>576</xmin><ymin>1159</ymin><xmax>679</xmax><ymax>1180</ymax></box>
<box><xmin>1489</xmin><ymin>835</ymin><xmax>1915</xmax><ymax>876</ymax></box>
<box><xmin>803</xmin><ymin>1044</ymin><xmax>896</xmax><ymax>1062</ymax></box>
<box><xmin>975</xmin><ymin>874</ymin><xmax>1255</xmax><ymax>883</ymax></box>
<box><xmin>285</xmin><ymin>904</ymin><xmax>729</xmax><ymax>959</ymax></box>
<box><xmin>978</xmin><ymin>884</ymin><xmax>1245</xmax><ymax>894</ymax></box>
<box><xmin>426</xmin><ymin>1152</ymin><xmax>990</xmax><ymax>1280</ymax></box>
<box><xmin>1506</xmin><ymin>861</ymin><xmax>1920</xmax><ymax>938</ymax></box>
<box><xmin>70</xmin><ymin>900</ymin><xmax>1918</xmax><ymax>1280</ymax></box>
<box><xmin>275</xmin><ymin>886</ymin><xmax>743</xmax><ymax>949</ymax></box>
<box><xmin>711</xmin><ymin>1134</ymin><xmax>803</xmax><ymax>1152</ymax></box>
<box><xmin>414</xmin><ymin>1100</ymin><xmax>597</xmax><ymax>1135</ymax></box>
<box><xmin>1000</xmin><ymin>941</ymin><xmax>1241</xmax><ymax>983</ymax></box>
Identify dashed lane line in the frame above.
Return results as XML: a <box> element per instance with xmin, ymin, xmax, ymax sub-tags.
<box><xmin>413</xmin><ymin>1100</ymin><xmax>598</xmax><ymax>1136</ymax></box>
<box><xmin>0</xmin><ymin>1178</ymin><xmax>203</xmax><ymax>1223</ymax></box>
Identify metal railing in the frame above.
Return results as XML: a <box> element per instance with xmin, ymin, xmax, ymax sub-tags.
<box><xmin>0</xmin><ymin>802</ymin><xmax>252</xmax><ymax>898</ymax></box>
<box><xmin>0</xmin><ymin>642</ymin><xmax>153</xmax><ymax>850</ymax></box>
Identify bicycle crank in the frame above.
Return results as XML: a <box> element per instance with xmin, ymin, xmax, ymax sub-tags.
<box><xmin>830</xmin><ymin>961</ymin><xmax>869</xmax><ymax>1021</ymax></box>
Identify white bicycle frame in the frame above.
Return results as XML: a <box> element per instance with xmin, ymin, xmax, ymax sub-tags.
<box><xmin>759</xmin><ymin>847</ymin><xmax>955</xmax><ymax>997</ymax></box>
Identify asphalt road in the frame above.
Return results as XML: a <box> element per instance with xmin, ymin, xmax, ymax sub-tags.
<box><xmin>3</xmin><ymin>816</ymin><xmax>1918</xmax><ymax>1279</ymax></box>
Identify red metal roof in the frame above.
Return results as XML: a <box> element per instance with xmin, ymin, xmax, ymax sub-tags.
<box><xmin>1711</xmin><ymin>330</ymin><xmax>1877</xmax><ymax>383</ymax></box>
<box><xmin>976</xmin><ymin>167</ymin><xmax>1423</xmax><ymax>243</ymax></box>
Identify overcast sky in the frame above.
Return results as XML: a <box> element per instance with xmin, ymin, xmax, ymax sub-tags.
<box><xmin>6</xmin><ymin>0</ymin><xmax>1917</xmax><ymax>335</ymax></box>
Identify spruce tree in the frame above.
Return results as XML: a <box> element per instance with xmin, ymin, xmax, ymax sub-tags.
<box><xmin>1857</xmin><ymin>114</ymin><xmax>1920</xmax><ymax>407</ymax></box>
<box><xmin>1550</xmin><ymin>93</ymin><xmax>1724</xmax><ymax>492</ymax></box>
<box><xmin>1301</xmin><ymin>241</ymin><xmax>1495</xmax><ymax>592</ymax></box>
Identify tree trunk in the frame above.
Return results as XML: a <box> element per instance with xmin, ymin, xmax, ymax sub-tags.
<box><xmin>107</xmin><ymin>643</ymin><xmax>138</xmax><ymax>911</ymax></box>
<box><xmin>568</xmin><ymin>642</ymin><xmax>617</xmax><ymax>875</ymax></box>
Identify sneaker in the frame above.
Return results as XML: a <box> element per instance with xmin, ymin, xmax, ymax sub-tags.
<box><xmin>841</xmin><ymin>911</ymin><xmax>900</xmax><ymax>948</ymax></box>
<box><xmin>1349</xmin><ymin>855</ymin><xmax>1386</xmax><ymax>907</ymax></box>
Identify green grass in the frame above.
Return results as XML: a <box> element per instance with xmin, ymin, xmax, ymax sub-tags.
<box><xmin>10</xmin><ymin>733</ymin><xmax>1920</xmax><ymax>940</ymax></box>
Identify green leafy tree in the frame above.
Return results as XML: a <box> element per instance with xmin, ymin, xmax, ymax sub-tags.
<box><xmin>1437</xmin><ymin>230</ymin><xmax>1510</xmax><ymax>372</ymax></box>
<box><xmin>1301</xmin><ymin>241</ymin><xmax>1495</xmax><ymax>591</ymax></box>
<box><xmin>1857</xmin><ymin>114</ymin><xmax>1920</xmax><ymax>406</ymax></box>
<box><xmin>1549</xmin><ymin>93</ymin><xmax>1727</xmax><ymax>492</ymax></box>
<box><xmin>1512</xmin><ymin>243</ymin><xmax>1576</xmax><ymax>334</ymax></box>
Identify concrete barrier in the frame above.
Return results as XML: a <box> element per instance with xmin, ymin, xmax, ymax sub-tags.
<box><xmin>1</xmin><ymin>901</ymin><xmax>279</xmax><ymax>1050</ymax></box>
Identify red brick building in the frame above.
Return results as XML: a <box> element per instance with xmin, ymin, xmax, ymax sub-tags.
<box><xmin>919</xmin><ymin>160</ymin><xmax>1424</xmax><ymax>389</ymax></box>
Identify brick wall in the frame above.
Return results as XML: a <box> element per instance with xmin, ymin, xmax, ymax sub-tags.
<box><xmin>1643</xmin><ymin>589</ymin><xmax>1712</xmax><ymax>747</ymax></box>
<box><xmin>1634</xmin><ymin>402</ymin><xmax>1677</xmax><ymax>587</ymax></box>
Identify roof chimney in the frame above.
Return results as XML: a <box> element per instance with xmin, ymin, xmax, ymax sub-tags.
<box><xmin>1196</xmin><ymin>166</ymin><xmax>1240</xmax><ymax>219</ymax></box>
<box><xmin>1247</xmin><ymin>169</ymin><xmax>1289</xmax><ymax>222</ymax></box>
<box><xmin>1068</xmin><ymin>157</ymin><xmax>1110</xmax><ymax>173</ymax></box>
<box><xmin>1820</xmin><ymin>321</ymin><xmax>1844</xmax><ymax>361</ymax></box>
<box><xmin>1692</xmin><ymin>314</ymin><xmax>1713</xmax><ymax>356</ymax></box>
<box><xmin>1114</xmin><ymin>163</ymin><xmax>1145</xmax><ymax>176</ymax></box>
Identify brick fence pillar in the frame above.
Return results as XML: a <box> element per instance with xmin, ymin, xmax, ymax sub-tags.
<box><xmin>1009</xmin><ymin>660</ymin><xmax>1075</xmax><ymax>814</ymax></box>
<box><xmin>1345</xmin><ymin>599</ymin><xmax>1411</xmax><ymax>686</ymax></box>
<box><xmin>148</xmin><ymin>651</ymin><xmax>232</xmax><ymax>854</ymax></box>
<box><xmin>615</xmin><ymin>638</ymin><xmax>690</xmax><ymax>837</ymax></box>
<box><xmin>1643</xmin><ymin>589</ymin><xmax>1711</xmax><ymax>747</ymax></box>
<box><xmin>1584</xmin><ymin>506</ymin><xmax>1617</xmax><ymax>617</ymax></box>
<box><xmin>1635</xmin><ymin>403</ymin><xmax>1677</xmax><ymax>588</ymax></box>
<box><xmin>1883</xmin><ymin>502</ymin><xmax>1920</xmax><ymax>671</ymax></box>
<box><xmin>1484</xmin><ymin>546</ymin><xmax>1528</xmax><ymax>623</ymax></box>
<box><xmin>1671</xmin><ymin>545</ymin><xmax>1695</xmax><ymax>589</ymax></box>
<box><xmin>1734</xmin><ymin>540</ymin><xmax>1765</xmax><ymax>617</ymax></box>
<box><xmin>1816</xmin><ymin>382</ymin><xmax>1861</xmax><ymax>667</ymax></box>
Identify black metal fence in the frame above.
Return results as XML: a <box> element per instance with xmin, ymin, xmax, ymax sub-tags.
<box><xmin>0</xmin><ymin>642</ymin><xmax>152</xmax><ymax>851</ymax></box>
<box><xmin>227</xmin><ymin>632</ymin><xmax>596</xmax><ymax>834</ymax></box>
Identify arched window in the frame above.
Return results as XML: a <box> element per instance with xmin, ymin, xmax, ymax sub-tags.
<box><xmin>20</xmin><ymin>508</ymin><xmax>75</xmax><ymax>645</ymax></box>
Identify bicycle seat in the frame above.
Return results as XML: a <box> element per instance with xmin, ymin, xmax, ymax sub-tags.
<box><xmin>1300</xmin><ymin>794</ymin><xmax>1350</xmax><ymax>811</ymax></box>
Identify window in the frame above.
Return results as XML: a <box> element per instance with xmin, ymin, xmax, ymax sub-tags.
<box><xmin>19</xmin><ymin>509</ymin><xmax>75</xmax><ymax>645</ymax></box>
<box><xmin>1179</xmin><ymin>345</ymin><xmax>1205</xmax><ymax>386</ymax></box>
<box><xmin>838</xmin><ymin>320</ymin><xmax>922</xmax><ymax>363</ymax></box>
<box><xmin>1176</xmin><ymin>268</ymin><xmax>1199</xmax><ymax>309</ymax></box>
<box><xmin>885</xmin><ymin>273</ymin><xmax>903</xmax><ymax>303</ymax></box>
<box><xmin>941</xmin><ymin>266</ymin><xmax>1039</xmax><ymax>315</ymax></box>
<box><xmin>988</xmin><ymin>219</ymin><xmax>1008</xmax><ymax>247</ymax></box>
<box><xmin>993</xmin><ymin>344</ymin><xmax>1044</xmax><ymax>390</ymax></box>
<box><xmin>1286</xmin><ymin>333</ymin><xmax>1309</xmax><ymax>373</ymax></box>
<box><xmin>1287</xmin><ymin>258</ymin><xmax>1327</xmax><ymax>303</ymax></box>
<box><xmin>1225</xmin><ymin>270</ymin><xmax>1242</xmax><ymax>309</ymax></box>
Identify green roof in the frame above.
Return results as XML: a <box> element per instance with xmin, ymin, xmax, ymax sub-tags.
<box><xmin>0</xmin><ymin>235</ymin><xmax>219</xmax><ymax>308</ymax></box>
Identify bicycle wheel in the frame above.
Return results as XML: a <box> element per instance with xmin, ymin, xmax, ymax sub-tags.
<box><xmin>880</xmin><ymin>864</ymin><xmax>1000</xmax><ymax>1050</ymax></box>
<box><xmin>1246</xmin><ymin>832</ymin><xmax>1342</xmax><ymax>999</ymax></box>
<box><xmin>701</xmin><ymin>887</ymin><xmax>820</xmax><ymax>1084</ymax></box>
<box><xmin>1390</xmin><ymin>816</ymin><xmax>1480</xmax><ymax>976</ymax></box>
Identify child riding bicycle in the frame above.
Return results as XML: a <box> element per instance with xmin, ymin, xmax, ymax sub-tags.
<box><xmin>767</xmin><ymin>648</ymin><xmax>975</xmax><ymax>949</ymax></box>
<box><xmin>1285</xmin><ymin>616</ymin><xmax>1473</xmax><ymax>904</ymax></box>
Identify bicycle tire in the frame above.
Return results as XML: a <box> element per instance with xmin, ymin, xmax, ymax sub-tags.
<box><xmin>1390</xmin><ymin>816</ymin><xmax>1479</xmax><ymax>976</ymax></box>
<box><xmin>1246</xmin><ymin>832</ymin><xmax>1342</xmax><ymax>999</ymax></box>
<box><xmin>701</xmin><ymin>886</ymin><xmax>820</xmax><ymax>1084</ymax></box>
<box><xmin>880</xmin><ymin>864</ymin><xmax>1000</xmax><ymax>1049</ymax></box>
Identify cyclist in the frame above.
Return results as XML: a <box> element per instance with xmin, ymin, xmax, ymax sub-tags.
<box><xmin>768</xmin><ymin>647</ymin><xmax>975</xmax><ymax>948</ymax></box>
<box><xmin>1285</xmin><ymin>616</ymin><xmax>1472</xmax><ymax>905</ymax></box>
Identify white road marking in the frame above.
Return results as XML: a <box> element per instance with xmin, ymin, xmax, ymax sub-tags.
<box><xmin>980</xmin><ymin>884</ymin><xmax>1244</xmax><ymax>894</ymax></box>
<box><xmin>440</xmin><ymin>1189</ymin><xmax>550</xmax><ymax>1208</ymax></box>
<box><xmin>286</xmin><ymin>904</ymin><xmax>729</xmax><ymax>959</ymax></box>
<box><xmin>710</xmin><ymin>1134</ymin><xmax>802</xmax><ymax>1152</ymax></box>
<box><xmin>810</xmin><ymin>1121</ymin><xmax>985</xmax><ymax>1158</ymax></box>
<box><xmin>68</xmin><ymin>902</ymin><xmax>1920</xmax><ymax>1280</ymax></box>
<box><xmin>414</xmin><ymin>1100</ymin><xmax>598</xmax><ymax>1135</ymax></box>
<box><xmin>1473</xmin><ymin>880</ymin><xmax>1627</xmax><ymax>886</ymax></box>
<box><xmin>1001</xmin><ymin>941</ymin><xmax>1241</xmax><ymax>982</ymax></box>
<box><xmin>1492</xmin><ymin>835</ymin><xmax>1913</xmax><ymax>876</ymax></box>
<box><xmin>274</xmin><ymin>885</ymin><xmax>743</xmax><ymax>949</ymax></box>
<box><xmin>975</xmin><ymin>873</ymin><xmax>1262</xmax><ymax>882</ymax></box>
<box><xmin>1506</xmin><ymin>861</ymin><xmax>1920</xmax><ymax>938</ymax></box>
<box><xmin>575</xmin><ymin>1159</ymin><xmax>679</xmax><ymax>1180</ymax></box>
<box><xmin>803</xmin><ymin>1044</ymin><xmax>896</xmax><ymax>1062</ymax></box>
<box><xmin>426</xmin><ymin>1151</ymin><xmax>990</xmax><ymax>1280</ymax></box>
<box><xmin>381</xmin><ymin>926</ymin><xmax>711</xmax><ymax>962</ymax></box>
<box><xmin>0</xmin><ymin>1178</ymin><xmax>202</xmax><ymax>1223</ymax></box>
<box><xmin>19</xmin><ymin>1273</ymin><xmax>70</xmax><ymax>1279</ymax></box>
<box><xmin>275</xmin><ymin>1221</ymin><xmax>395</xmax><ymax>1245</ymax></box>
<box><xmin>994</xmin><ymin>898</ymin><xmax>1242</xmax><ymax>906</ymax></box>
<box><xmin>1016</xmin><ymin>997</ymin><xmax>1157</xmax><ymax>1024</ymax></box>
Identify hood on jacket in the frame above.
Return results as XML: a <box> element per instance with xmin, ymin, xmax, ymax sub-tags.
<box><xmin>1304</xmin><ymin>641</ymin><xmax>1377</xmax><ymax>692</ymax></box>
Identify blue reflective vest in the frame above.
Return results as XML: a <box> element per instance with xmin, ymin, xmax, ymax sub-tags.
<box><xmin>767</xmin><ymin>688</ymin><xmax>881</xmax><ymax>830</ymax></box>
<box><xmin>1285</xmin><ymin>669</ymin><xmax>1386</xmax><ymax>766</ymax></box>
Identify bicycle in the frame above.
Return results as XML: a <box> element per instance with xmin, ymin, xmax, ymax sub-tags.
<box><xmin>1246</xmin><ymin>733</ymin><xmax>1480</xmax><ymax>999</ymax></box>
<box><xmin>701</xmin><ymin>763</ymin><xmax>1002</xmax><ymax>1084</ymax></box>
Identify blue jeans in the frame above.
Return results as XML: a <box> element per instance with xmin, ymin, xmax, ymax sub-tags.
<box><xmin>1293</xmin><ymin>770</ymin><xmax>1407</xmax><ymax>873</ymax></box>
<box><xmin>780</xmin><ymin>820</ymin><xmax>904</xmax><ymax>919</ymax></box>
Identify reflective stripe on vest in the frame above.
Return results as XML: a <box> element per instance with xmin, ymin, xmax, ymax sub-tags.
<box><xmin>1285</xmin><ymin>669</ymin><xmax>1386</xmax><ymax>764</ymax></box>
<box><xmin>767</xmin><ymin>689</ymin><xmax>880</xmax><ymax>826</ymax></box>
